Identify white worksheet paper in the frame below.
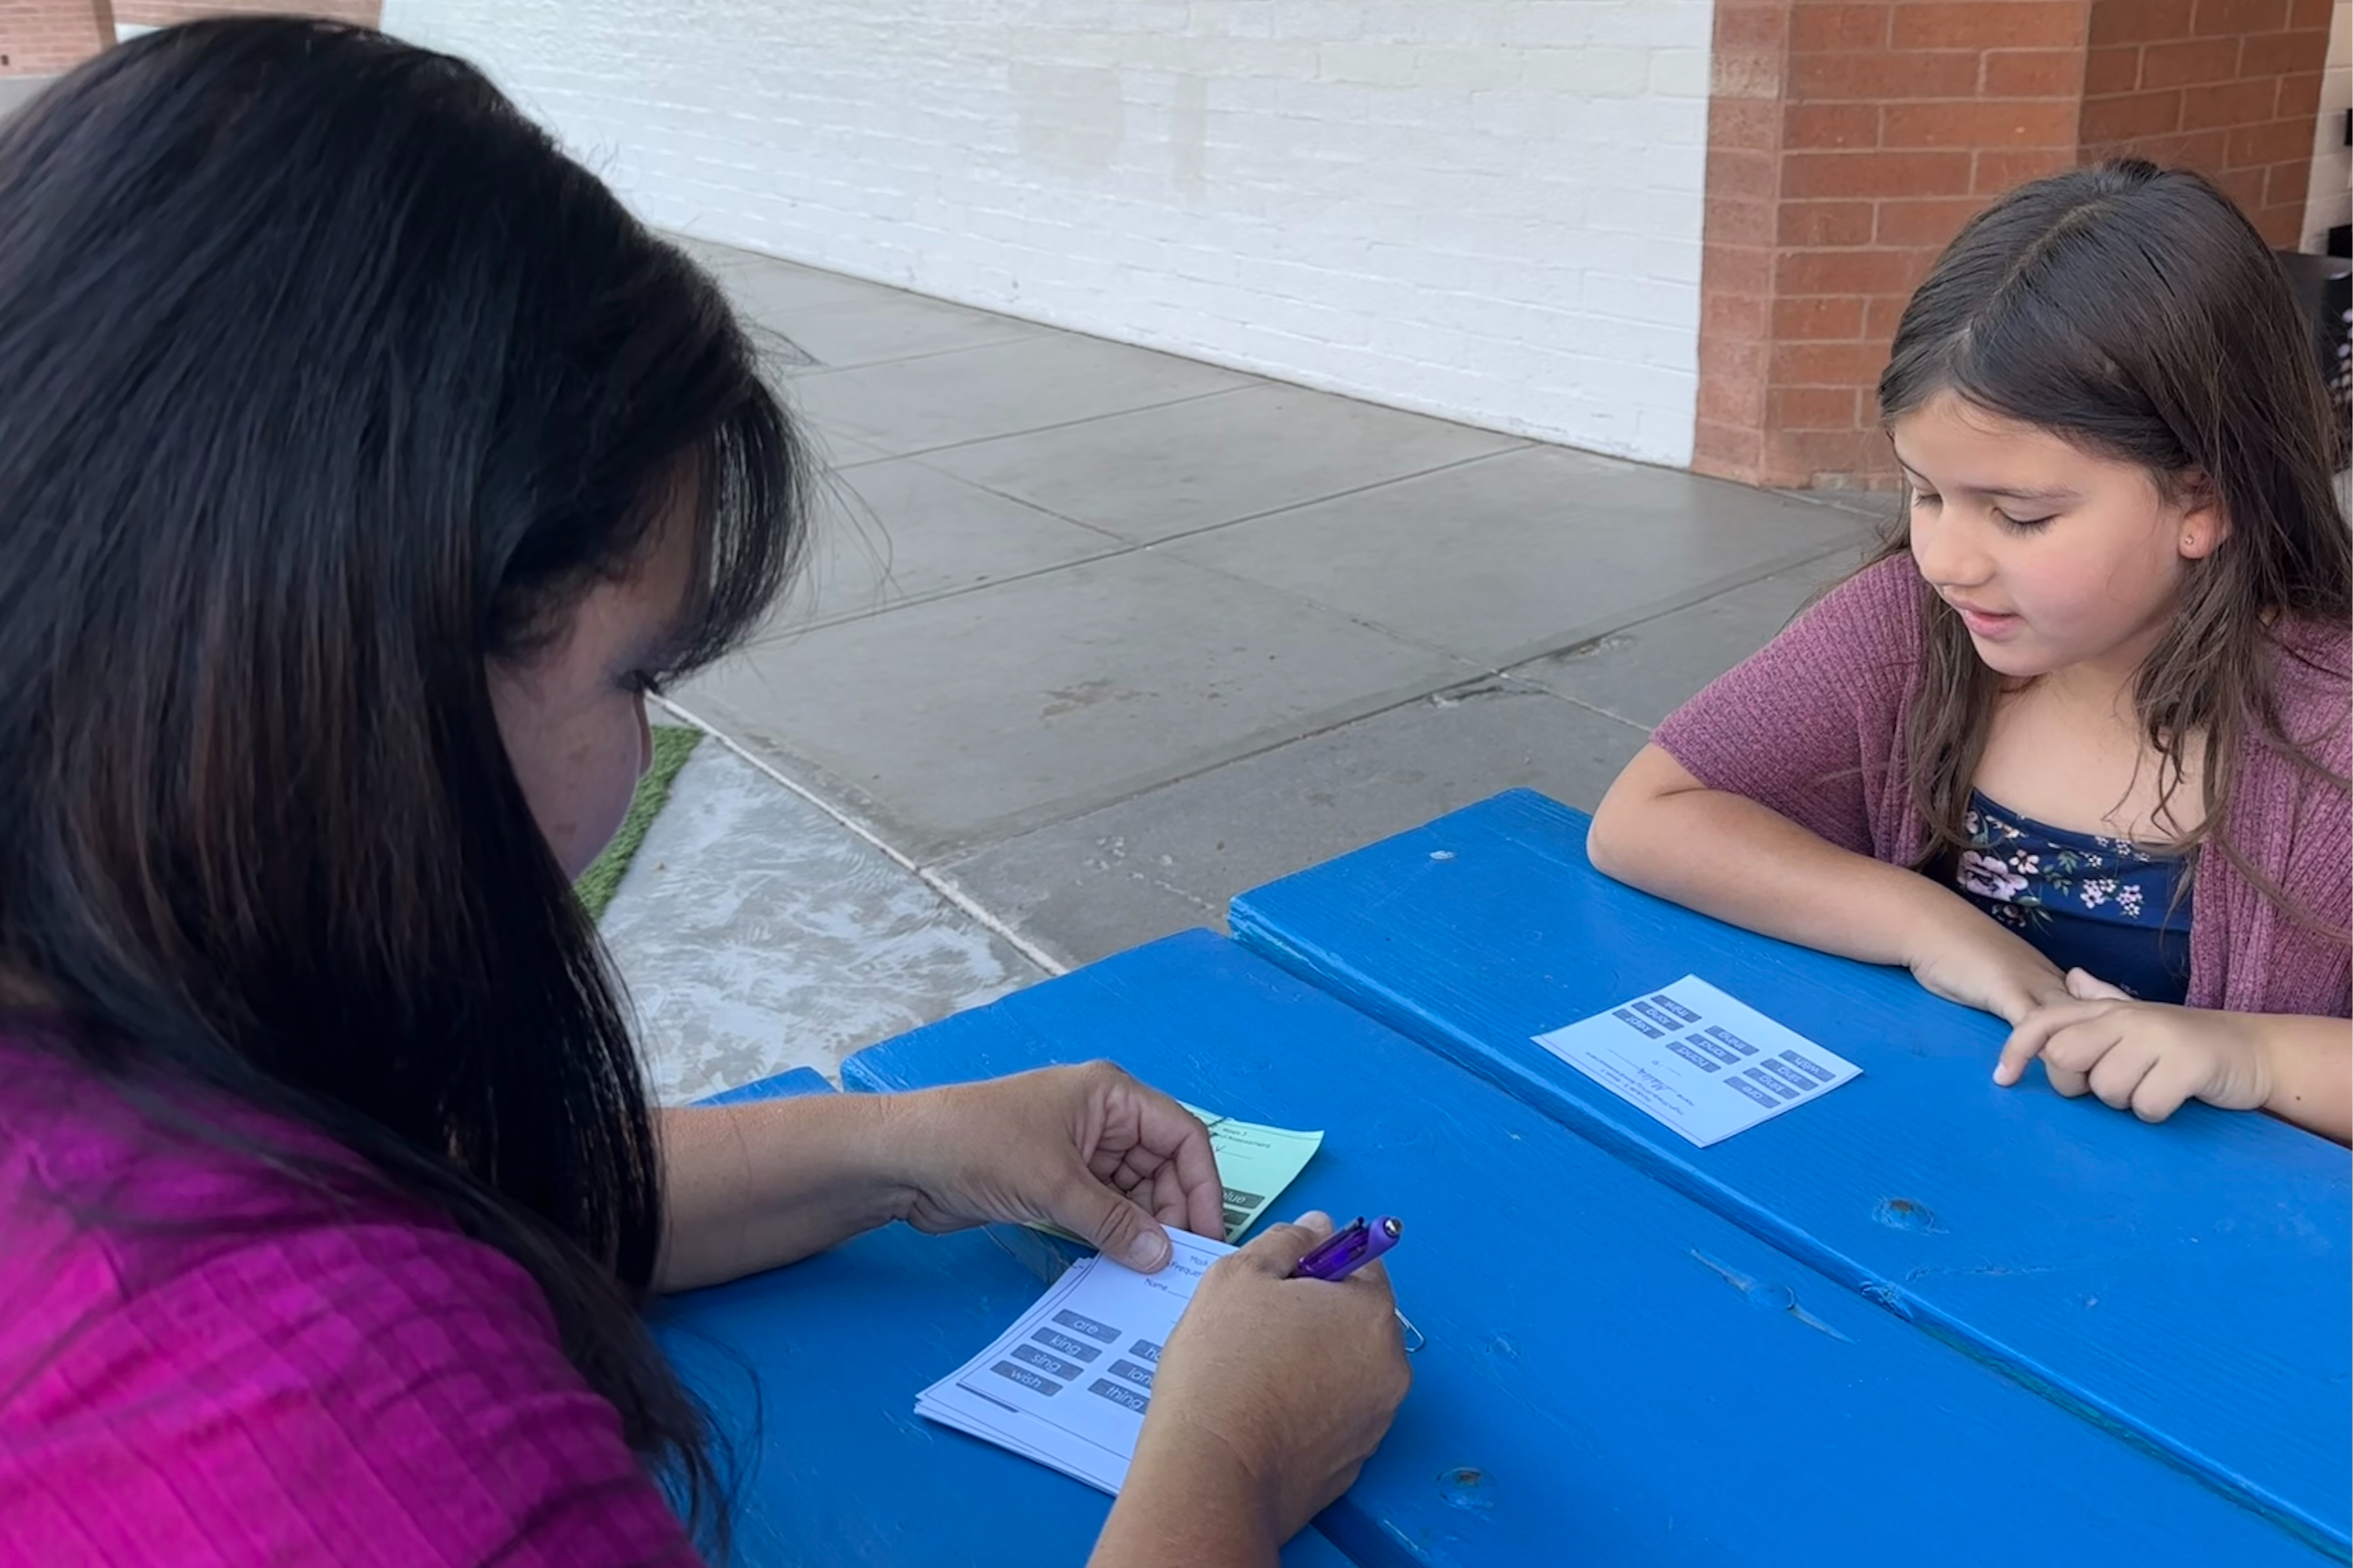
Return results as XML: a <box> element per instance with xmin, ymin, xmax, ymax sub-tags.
<box><xmin>1532</xmin><ymin>975</ymin><xmax>1860</xmax><ymax>1146</ymax></box>
<box><xmin>916</xmin><ymin>1229</ymin><xmax>1230</xmax><ymax>1494</ymax></box>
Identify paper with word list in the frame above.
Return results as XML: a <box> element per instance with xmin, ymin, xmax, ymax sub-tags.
<box><xmin>916</xmin><ymin>1228</ymin><xmax>1229</xmax><ymax>1493</ymax></box>
<box><xmin>1532</xmin><ymin>976</ymin><xmax>1860</xmax><ymax>1146</ymax></box>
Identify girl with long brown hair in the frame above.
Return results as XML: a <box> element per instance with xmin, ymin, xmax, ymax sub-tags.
<box><xmin>1591</xmin><ymin>161</ymin><xmax>2349</xmax><ymax>1141</ymax></box>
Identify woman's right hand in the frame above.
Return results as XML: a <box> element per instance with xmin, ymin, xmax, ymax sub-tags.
<box><xmin>1905</xmin><ymin>900</ymin><xmax>2073</xmax><ymax>1026</ymax></box>
<box><xmin>1092</xmin><ymin>1213</ymin><xmax>1410</xmax><ymax>1565</ymax></box>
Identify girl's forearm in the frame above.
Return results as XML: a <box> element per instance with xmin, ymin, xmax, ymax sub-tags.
<box><xmin>2250</xmin><ymin>1013</ymin><xmax>2353</xmax><ymax>1143</ymax></box>
<box><xmin>1591</xmin><ymin>745</ymin><xmax>1995</xmax><ymax>969</ymax></box>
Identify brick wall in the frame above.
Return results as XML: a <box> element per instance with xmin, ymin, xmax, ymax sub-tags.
<box><xmin>1695</xmin><ymin>0</ymin><xmax>2335</xmax><ymax>490</ymax></box>
<box><xmin>1</xmin><ymin>1</ymin><xmax>106</xmax><ymax>73</ymax></box>
<box><xmin>4</xmin><ymin>0</ymin><xmax>378</xmax><ymax>76</ymax></box>
<box><xmin>1697</xmin><ymin>0</ymin><xmax>2089</xmax><ymax>488</ymax></box>
<box><xmin>385</xmin><ymin>0</ymin><xmax>1719</xmax><ymax>468</ymax></box>
<box><xmin>2078</xmin><ymin>0</ymin><xmax>2335</xmax><ymax>247</ymax></box>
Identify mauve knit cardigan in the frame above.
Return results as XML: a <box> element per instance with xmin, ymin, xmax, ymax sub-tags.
<box><xmin>1653</xmin><ymin>555</ymin><xmax>2351</xmax><ymax>1018</ymax></box>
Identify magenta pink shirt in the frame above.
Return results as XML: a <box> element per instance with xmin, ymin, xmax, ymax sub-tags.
<box><xmin>0</xmin><ymin>1035</ymin><xmax>703</xmax><ymax>1567</ymax></box>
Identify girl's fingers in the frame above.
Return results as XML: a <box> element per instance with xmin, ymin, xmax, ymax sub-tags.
<box><xmin>1995</xmin><ymin>1001</ymin><xmax>2095</xmax><ymax>1086</ymax></box>
<box><xmin>2083</xmin><ymin>1036</ymin><xmax>2159</xmax><ymax>1111</ymax></box>
<box><xmin>1995</xmin><ymin>1013</ymin><xmax>2060</xmax><ymax>1087</ymax></box>
<box><xmin>2129</xmin><ymin>1057</ymin><xmax>2204</xmax><ymax>1124</ymax></box>
<box><xmin>2047</xmin><ymin>1022</ymin><xmax>2100</xmax><ymax>1095</ymax></box>
<box><xmin>2043</xmin><ymin>1018</ymin><xmax>2126</xmax><ymax>1074</ymax></box>
<box><xmin>2066</xmin><ymin>967</ymin><xmax>2133</xmax><ymax>1002</ymax></box>
<box><xmin>2043</xmin><ymin>1058</ymin><xmax>2093</xmax><ymax>1096</ymax></box>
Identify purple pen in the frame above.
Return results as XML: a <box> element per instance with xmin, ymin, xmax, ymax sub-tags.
<box><xmin>1290</xmin><ymin>1215</ymin><xmax>1402</xmax><ymax>1282</ymax></box>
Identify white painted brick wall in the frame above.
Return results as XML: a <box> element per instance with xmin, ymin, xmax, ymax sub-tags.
<box><xmin>384</xmin><ymin>0</ymin><xmax>1715</xmax><ymax>466</ymax></box>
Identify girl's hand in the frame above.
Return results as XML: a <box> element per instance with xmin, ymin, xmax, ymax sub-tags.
<box><xmin>886</xmin><ymin>1062</ymin><xmax>1225</xmax><ymax>1271</ymax></box>
<box><xmin>1994</xmin><ymin>969</ymin><xmax>2273</xmax><ymax>1121</ymax></box>
<box><xmin>1906</xmin><ymin>903</ymin><xmax>2074</xmax><ymax>1026</ymax></box>
<box><xmin>1109</xmin><ymin>1213</ymin><xmax>1411</xmax><ymax>1556</ymax></box>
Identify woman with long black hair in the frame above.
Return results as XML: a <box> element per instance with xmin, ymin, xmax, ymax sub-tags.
<box><xmin>0</xmin><ymin>21</ymin><xmax>1406</xmax><ymax>1565</ymax></box>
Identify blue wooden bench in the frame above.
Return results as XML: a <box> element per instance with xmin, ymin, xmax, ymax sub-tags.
<box><xmin>840</xmin><ymin>929</ymin><xmax>2318</xmax><ymax>1566</ymax></box>
<box><xmin>1228</xmin><ymin>789</ymin><xmax>2351</xmax><ymax>1556</ymax></box>
<box><xmin>652</xmin><ymin>1067</ymin><xmax>1356</xmax><ymax>1566</ymax></box>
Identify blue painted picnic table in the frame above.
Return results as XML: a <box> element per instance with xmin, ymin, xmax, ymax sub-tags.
<box><xmin>1229</xmin><ymin>789</ymin><xmax>2351</xmax><ymax>1556</ymax></box>
<box><xmin>840</xmin><ymin>932</ymin><xmax>2327</xmax><ymax>1566</ymax></box>
<box><xmin>653</xmin><ymin>792</ymin><xmax>2344</xmax><ymax>1565</ymax></box>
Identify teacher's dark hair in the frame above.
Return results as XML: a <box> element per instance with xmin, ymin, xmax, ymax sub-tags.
<box><xmin>0</xmin><ymin>18</ymin><xmax>807</xmax><ymax>1544</ymax></box>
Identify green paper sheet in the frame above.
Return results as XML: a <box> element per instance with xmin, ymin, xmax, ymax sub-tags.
<box><xmin>1034</xmin><ymin>1103</ymin><xmax>1324</xmax><ymax>1249</ymax></box>
<box><xmin>1179</xmin><ymin>1102</ymin><xmax>1324</xmax><ymax>1243</ymax></box>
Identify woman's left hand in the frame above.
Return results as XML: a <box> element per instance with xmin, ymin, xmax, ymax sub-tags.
<box><xmin>1994</xmin><ymin>969</ymin><xmax>2272</xmax><ymax>1123</ymax></box>
<box><xmin>883</xmin><ymin>1062</ymin><xmax>1225</xmax><ymax>1272</ymax></box>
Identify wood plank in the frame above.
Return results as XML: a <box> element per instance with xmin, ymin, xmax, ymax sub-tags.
<box><xmin>1229</xmin><ymin>789</ymin><xmax>2352</xmax><ymax>1552</ymax></box>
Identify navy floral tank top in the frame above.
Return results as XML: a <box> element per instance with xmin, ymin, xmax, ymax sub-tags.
<box><xmin>1950</xmin><ymin>792</ymin><xmax>2194</xmax><ymax>1004</ymax></box>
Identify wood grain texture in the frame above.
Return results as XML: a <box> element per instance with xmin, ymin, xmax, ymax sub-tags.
<box><xmin>844</xmin><ymin>930</ymin><xmax>2323</xmax><ymax>1566</ymax></box>
<box><xmin>655</xmin><ymin>1067</ymin><xmax>1359</xmax><ymax>1566</ymax></box>
<box><xmin>1229</xmin><ymin>789</ymin><xmax>2351</xmax><ymax>1554</ymax></box>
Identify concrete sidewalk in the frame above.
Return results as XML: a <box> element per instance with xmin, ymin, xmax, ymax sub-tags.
<box><xmin>611</xmin><ymin>234</ymin><xmax>1887</xmax><ymax>1095</ymax></box>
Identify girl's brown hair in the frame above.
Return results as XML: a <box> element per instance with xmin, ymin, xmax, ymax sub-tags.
<box><xmin>1874</xmin><ymin>159</ymin><xmax>2350</xmax><ymax>915</ymax></box>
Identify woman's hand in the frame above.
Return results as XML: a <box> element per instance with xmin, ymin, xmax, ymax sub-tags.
<box><xmin>1092</xmin><ymin>1214</ymin><xmax>1411</xmax><ymax>1566</ymax></box>
<box><xmin>1995</xmin><ymin>969</ymin><xmax>2272</xmax><ymax>1121</ymax></box>
<box><xmin>885</xmin><ymin>1062</ymin><xmax>1225</xmax><ymax>1272</ymax></box>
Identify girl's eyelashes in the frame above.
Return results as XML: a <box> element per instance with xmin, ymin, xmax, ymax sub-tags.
<box><xmin>1907</xmin><ymin>486</ymin><xmax>2051</xmax><ymax>534</ymax></box>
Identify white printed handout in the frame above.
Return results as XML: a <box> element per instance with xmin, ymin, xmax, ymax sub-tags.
<box><xmin>1532</xmin><ymin>975</ymin><xmax>1860</xmax><ymax>1146</ymax></box>
<box><xmin>915</xmin><ymin>1229</ymin><xmax>1229</xmax><ymax>1493</ymax></box>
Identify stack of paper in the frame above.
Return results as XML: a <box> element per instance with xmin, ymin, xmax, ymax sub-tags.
<box><xmin>916</xmin><ymin>1229</ymin><xmax>1231</xmax><ymax>1494</ymax></box>
<box><xmin>924</xmin><ymin>1103</ymin><xmax>1323</xmax><ymax>1488</ymax></box>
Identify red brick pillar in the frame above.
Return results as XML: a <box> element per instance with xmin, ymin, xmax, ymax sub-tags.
<box><xmin>1696</xmin><ymin>1</ymin><xmax>2092</xmax><ymax>490</ymax></box>
<box><xmin>1694</xmin><ymin>0</ymin><xmax>2336</xmax><ymax>491</ymax></box>
<box><xmin>2078</xmin><ymin>0</ymin><xmax>2336</xmax><ymax>247</ymax></box>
